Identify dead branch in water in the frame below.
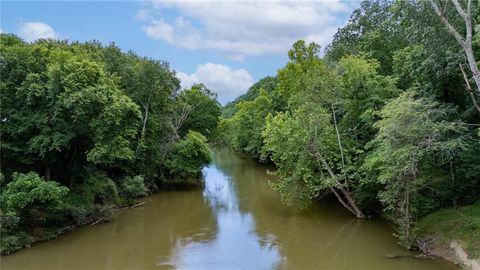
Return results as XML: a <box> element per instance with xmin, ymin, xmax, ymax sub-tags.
<box><xmin>119</xmin><ymin>201</ymin><xmax>146</xmax><ymax>210</ymax></box>
<box><xmin>91</xmin><ymin>219</ymin><xmax>102</xmax><ymax>226</ymax></box>
<box><xmin>129</xmin><ymin>202</ymin><xmax>145</xmax><ymax>208</ymax></box>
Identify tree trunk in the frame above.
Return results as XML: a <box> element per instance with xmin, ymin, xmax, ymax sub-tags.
<box><xmin>429</xmin><ymin>0</ymin><xmax>480</xmax><ymax>112</ymax></box>
<box><xmin>310</xmin><ymin>141</ymin><xmax>365</xmax><ymax>218</ymax></box>
<box><xmin>464</xmin><ymin>42</ymin><xmax>480</xmax><ymax>96</ymax></box>
<box><xmin>331</xmin><ymin>104</ymin><xmax>348</xmax><ymax>187</ymax></box>
<box><xmin>141</xmin><ymin>104</ymin><xmax>149</xmax><ymax>139</ymax></box>
<box><xmin>405</xmin><ymin>184</ymin><xmax>411</xmax><ymax>245</ymax></box>
<box><xmin>460</xmin><ymin>63</ymin><xmax>480</xmax><ymax>113</ymax></box>
<box><xmin>161</xmin><ymin>103</ymin><xmax>193</xmax><ymax>161</ymax></box>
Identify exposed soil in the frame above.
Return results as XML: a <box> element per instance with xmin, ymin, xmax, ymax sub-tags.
<box><xmin>419</xmin><ymin>236</ymin><xmax>480</xmax><ymax>270</ymax></box>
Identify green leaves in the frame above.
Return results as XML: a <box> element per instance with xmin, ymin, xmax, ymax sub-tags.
<box><xmin>178</xmin><ymin>84</ymin><xmax>221</xmax><ymax>139</ymax></box>
<box><xmin>165</xmin><ymin>131</ymin><xmax>212</xmax><ymax>178</ymax></box>
<box><xmin>0</xmin><ymin>34</ymin><xmax>220</xmax><ymax>254</ymax></box>
<box><xmin>262</xmin><ymin>106</ymin><xmax>335</xmax><ymax>207</ymax></box>
<box><xmin>1</xmin><ymin>172</ymin><xmax>68</xmax><ymax>211</ymax></box>
<box><xmin>366</xmin><ymin>90</ymin><xmax>466</xmax><ymax>246</ymax></box>
<box><xmin>288</xmin><ymin>40</ymin><xmax>321</xmax><ymax>64</ymax></box>
<box><xmin>222</xmin><ymin>89</ymin><xmax>275</xmax><ymax>158</ymax></box>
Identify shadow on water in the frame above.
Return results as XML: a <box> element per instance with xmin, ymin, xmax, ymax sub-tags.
<box><xmin>1</xmin><ymin>147</ymin><xmax>458</xmax><ymax>270</ymax></box>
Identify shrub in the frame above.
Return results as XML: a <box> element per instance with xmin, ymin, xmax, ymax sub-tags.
<box><xmin>66</xmin><ymin>205</ymin><xmax>88</xmax><ymax>225</ymax></box>
<box><xmin>121</xmin><ymin>175</ymin><xmax>148</xmax><ymax>198</ymax></box>
<box><xmin>0</xmin><ymin>211</ymin><xmax>20</xmax><ymax>235</ymax></box>
<box><xmin>0</xmin><ymin>231</ymin><xmax>34</xmax><ymax>255</ymax></box>
<box><xmin>73</xmin><ymin>171</ymin><xmax>120</xmax><ymax>207</ymax></box>
<box><xmin>63</xmin><ymin>171</ymin><xmax>120</xmax><ymax>224</ymax></box>
<box><xmin>91</xmin><ymin>204</ymin><xmax>115</xmax><ymax>223</ymax></box>
<box><xmin>165</xmin><ymin>131</ymin><xmax>212</xmax><ymax>178</ymax></box>
<box><xmin>1</xmin><ymin>172</ymin><xmax>69</xmax><ymax>213</ymax></box>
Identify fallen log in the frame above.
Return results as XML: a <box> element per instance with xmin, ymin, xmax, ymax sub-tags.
<box><xmin>130</xmin><ymin>202</ymin><xmax>145</xmax><ymax>208</ymax></box>
<box><xmin>91</xmin><ymin>219</ymin><xmax>102</xmax><ymax>226</ymax></box>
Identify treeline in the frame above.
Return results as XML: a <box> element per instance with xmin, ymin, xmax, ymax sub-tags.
<box><xmin>0</xmin><ymin>34</ymin><xmax>221</xmax><ymax>253</ymax></box>
<box><xmin>221</xmin><ymin>0</ymin><xmax>479</xmax><ymax>248</ymax></box>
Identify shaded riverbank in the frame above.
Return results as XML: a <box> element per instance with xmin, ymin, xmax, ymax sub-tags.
<box><xmin>1</xmin><ymin>148</ymin><xmax>457</xmax><ymax>269</ymax></box>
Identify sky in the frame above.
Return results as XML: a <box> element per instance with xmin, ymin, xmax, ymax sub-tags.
<box><xmin>1</xmin><ymin>0</ymin><xmax>360</xmax><ymax>104</ymax></box>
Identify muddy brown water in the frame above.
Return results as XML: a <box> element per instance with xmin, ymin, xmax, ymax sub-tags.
<box><xmin>1</xmin><ymin>148</ymin><xmax>458</xmax><ymax>270</ymax></box>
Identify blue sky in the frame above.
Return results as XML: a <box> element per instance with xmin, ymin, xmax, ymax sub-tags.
<box><xmin>1</xmin><ymin>0</ymin><xmax>359</xmax><ymax>104</ymax></box>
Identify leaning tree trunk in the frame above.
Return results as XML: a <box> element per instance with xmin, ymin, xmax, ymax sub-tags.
<box><xmin>309</xmin><ymin>139</ymin><xmax>365</xmax><ymax>219</ymax></box>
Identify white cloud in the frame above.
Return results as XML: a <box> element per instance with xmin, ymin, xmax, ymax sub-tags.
<box><xmin>140</xmin><ymin>0</ymin><xmax>355</xmax><ymax>58</ymax></box>
<box><xmin>226</xmin><ymin>54</ymin><xmax>246</xmax><ymax>63</ymax></box>
<box><xmin>177</xmin><ymin>71</ymin><xmax>200</xmax><ymax>88</ymax></box>
<box><xmin>18</xmin><ymin>22</ymin><xmax>57</xmax><ymax>42</ymax></box>
<box><xmin>177</xmin><ymin>63</ymin><xmax>254</xmax><ymax>104</ymax></box>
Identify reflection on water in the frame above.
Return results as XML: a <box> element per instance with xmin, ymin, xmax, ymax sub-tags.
<box><xmin>163</xmin><ymin>166</ymin><xmax>282</xmax><ymax>269</ymax></box>
<box><xmin>1</xmin><ymin>148</ymin><xmax>457</xmax><ymax>270</ymax></box>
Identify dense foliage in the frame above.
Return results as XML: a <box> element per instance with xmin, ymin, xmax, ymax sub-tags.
<box><xmin>1</xmin><ymin>0</ymin><xmax>478</xmax><ymax>257</ymax></box>
<box><xmin>0</xmin><ymin>35</ymin><xmax>220</xmax><ymax>253</ymax></box>
<box><xmin>165</xmin><ymin>131</ymin><xmax>212</xmax><ymax>178</ymax></box>
<box><xmin>221</xmin><ymin>0</ymin><xmax>479</xmax><ymax>249</ymax></box>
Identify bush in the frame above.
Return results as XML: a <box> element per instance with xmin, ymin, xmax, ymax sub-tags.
<box><xmin>1</xmin><ymin>172</ymin><xmax>69</xmax><ymax>213</ymax></box>
<box><xmin>62</xmin><ymin>171</ymin><xmax>121</xmax><ymax>225</ymax></box>
<box><xmin>1</xmin><ymin>235</ymin><xmax>24</xmax><ymax>254</ymax></box>
<box><xmin>165</xmin><ymin>131</ymin><xmax>212</xmax><ymax>178</ymax></box>
<box><xmin>0</xmin><ymin>172</ymin><xmax>70</xmax><ymax>254</ymax></box>
<box><xmin>0</xmin><ymin>232</ymin><xmax>34</xmax><ymax>255</ymax></box>
<box><xmin>91</xmin><ymin>204</ymin><xmax>115</xmax><ymax>223</ymax></box>
<box><xmin>121</xmin><ymin>175</ymin><xmax>148</xmax><ymax>198</ymax></box>
<box><xmin>65</xmin><ymin>205</ymin><xmax>88</xmax><ymax>225</ymax></box>
<box><xmin>0</xmin><ymin>211</ymin><xmax>20</xmax><ymax>235</ymax></box>
<box><xmin>72</xmin><ymin>171</ymin><xmax>120</xmax><ymax>207</ymax></box>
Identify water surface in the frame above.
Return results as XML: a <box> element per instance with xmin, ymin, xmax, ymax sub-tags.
<box><xmin>1</xmin><ymin>148</ymin><xmax>457</xmax><ymax>270</ymax></box>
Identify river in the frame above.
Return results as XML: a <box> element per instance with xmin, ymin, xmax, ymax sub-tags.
<box><xmin>1</xmin><ymin>148</ymin><xmax>457</xmax><ymax>270</ymax></box>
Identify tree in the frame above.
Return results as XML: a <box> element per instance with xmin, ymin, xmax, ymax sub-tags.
<box><xmin>428</xmin><ymin>0</ymin><xmax>480</xmax><ymax>112</ymax></box>
<box><xmin>0</xmin><ymin>172</ymin><xmax>69</xmax><ymax>254</ymax></box>
<box><xmin>111</xmin><ymin>55</ymin><xmax>179</xmax><ymax>179</ymax></box>
<box><xmin>223</xmin><ymin>90</ymin><xmax>274</xmax><ymax>158</ymax></box>
<box><xmin>325</xmin><ymin>0</ymin><xmax>407</xmax><ymax>75</ymax></box>
<box><xmin>0</xmin><ymin>39</ymin><xmax>141</xmax><ymax>183</ymax></box>
<box><xmin>264</xmin><ymin>41</ymin><xmax>399</xmax><ymax>217</ymax></box>
<box><xmin>365</xmin><ymin>90</ymin><xmax>466</xmax><ymax>247</ymax></box>
<box><xmin>165</xmin><ymin>131</ymin><xmax>212</xmax><ymax>178</ymax></box>
<box><xmin>0</xmin><ymin>34</ymin><xmax>219</xmax><ymax>254</ymax></box>
<box><xmin>262</xmin><ymin>104</ymin><xmax>364</xmax><ymax>218</ymax></box>
<box><xmin>277</xmin><ymin>40</ymin><xmax>321</xmax><ymax>103</ymax></box>
<box><xmin>1</xmin><ymin>172</ymin><xmax>68</xmax><ymax>214</ymax></box>
<box><xmin>222</xmin><ymin>76</ymin><xmax>279</xmax><ymax>118</ymax></box>
<box><xmin>178</xmin><ymin>84</ymin><xmax>221</xmax><ymax>138</ymax></box>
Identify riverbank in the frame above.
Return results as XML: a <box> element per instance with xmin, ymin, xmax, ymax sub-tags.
<box><xmin>0</xmin><ymin>198</ymin><xmax>142</xmax><ymax>255</ymax></box>
<box><xmin>0</xmin><ymin>176</ymin><xmax>203</xmax><ymax>256</ymax></box>
<box><xmin>1</xmin><ymin>148</ymin><xmax>456</xmax><ymax>270</ymax></box>
<box><xmin>415</xmin><ymin>203</ymin><xmax>480</xmax><ymax>270</ymax></box>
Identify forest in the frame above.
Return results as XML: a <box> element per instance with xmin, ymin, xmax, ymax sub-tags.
<box><xmin>0</xmin><ymin>34</ymin><xmax>221</xmax><ymax>253</ymax></box>
<box><xmin>1</xmin><ymin>0</ymin><xmax>479</xmax><ymax>264</ymax></box>
<box><xmin>221</xmin><ymin>0</ymin><xmax>480</xmax><ymax>255</ymax></box>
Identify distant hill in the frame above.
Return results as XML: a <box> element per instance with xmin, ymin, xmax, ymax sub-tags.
<box><xmin>222</xmin><ymin>76</ymin><xmax>277</xmax><ymax>118</ymax></box>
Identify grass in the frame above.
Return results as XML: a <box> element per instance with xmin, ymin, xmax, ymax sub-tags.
<box><xmin>415</xmin><ymin>202</ymin><xmax>480</xmax><ymax>259</ymax></box>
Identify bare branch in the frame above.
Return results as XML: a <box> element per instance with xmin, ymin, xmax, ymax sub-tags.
<box><xmin>428</xmin><ymin>0</ymin><xmax>466</xmax><ymax>46</ymax></box>
<box><xmin>430</xmin><ymin>0</ymin><xmax>480</xmax><ymax>101</ymax></box>
<box><xmin>450</xmin><ymin>0</ymin><xmax>468</xmax><ymax>20</ymax></box>
<box><xmin>460</xmin><ymin>64</ymin><xmax>480</xmax><ymax>113</ymax></box>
